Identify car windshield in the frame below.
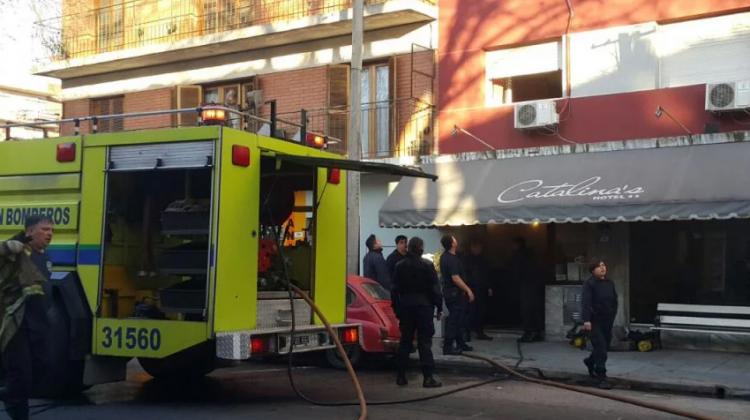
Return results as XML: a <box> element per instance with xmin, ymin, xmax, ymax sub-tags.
<box><xmin>361</xmin><ymin>283</ymin><xmax>390</xmax><ymax>300</ymax></box>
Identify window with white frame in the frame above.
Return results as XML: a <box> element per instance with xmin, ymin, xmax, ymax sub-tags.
<box><xmin>485</xmin><ymin>40</ymin><xmax>563</xmax><ymax>106</ymax></box>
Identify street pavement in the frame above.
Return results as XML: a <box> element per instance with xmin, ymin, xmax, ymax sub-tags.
<box><xmin>433</xmin><ymin>331</ymin><xmax>750</xmax><ymax>399</ymax></box>
<box><xmin>18</xmin><ymin>358</ymin><xmax>750</xmax><ymax>420</ymax></box>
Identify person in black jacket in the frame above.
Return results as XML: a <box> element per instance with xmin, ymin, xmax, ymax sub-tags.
<box><xmin>511</xmin><ymin>237</ymin><xmax>544</xmax><ymax>342</ymax></box>
<box><xmin>463</xmin><ymin>239</ymin><xmax>493</xmax><ymax>340</ymax></box>
<box><xmin>362</xmin><ymin>234</ymin><xmax>391</xmax><ymax>291</ymax></box>
<box><xmin>440</xmin><ymin>235</ymin><xmax>474</xmax><ymax>355</ymax></box>
<box><xmin>392</xmin><ymin>236</ymin><xmax>443</xmax><ymax>388</ymax></box>
<box><xmin>386</xmin><ymin>235</ymin><xmax>408</xmax><ymax>279</ymax></box>
<box><xmin>581</xmin><ymin>260</ymin><xmax>618</xmax><ymax>390</ymax></box>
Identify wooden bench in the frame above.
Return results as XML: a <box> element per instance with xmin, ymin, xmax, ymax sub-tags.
<box><xmin>652</xmin><ymin>303</ymin><xmax>750</xmax><ymax>345</ymax></box>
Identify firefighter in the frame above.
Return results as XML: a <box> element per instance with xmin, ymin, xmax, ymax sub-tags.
<box><xmin>0</xmin><ymin>215</ymin><xmax>54</xmax><ymax>420</ymax></box>
<box><xmin>392</xmin><ymin>236</ymin><xmax>443</xmax><ymax>388</ymax></box>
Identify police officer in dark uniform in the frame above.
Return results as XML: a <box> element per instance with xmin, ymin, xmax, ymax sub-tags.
<box><xmin>0</xmin><ymin>215</ymin><xmax>54</xmax><ymax>420</ymax></box>
<box><xmin>392</xmin><ymin>236</ymin><xmax>443</xmax><ymax>388</ymax></box>
<box><xmin>463</xmin><ymin>239</ymin><xmax>493</xmax><ymax>341</ymax></box>
<box><xmin>386</xmin><ymin>235</ymin><xmax>408</xmax><ymax>279</ymax></box>
<box><xmin>582</xmin><ymin>260</ymin><xmax>618</xmax><ymax>390</ymax></box>
<box><xmin>440</xmin><ymin>235</ymin><xmax>474</xmax><ymax>355</ymax></box>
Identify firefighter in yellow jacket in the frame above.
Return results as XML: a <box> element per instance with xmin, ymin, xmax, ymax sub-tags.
<box><xmin>0</xmin><ymin>216</ymin><xmax>54</xmax><ymax>420</ymax></box>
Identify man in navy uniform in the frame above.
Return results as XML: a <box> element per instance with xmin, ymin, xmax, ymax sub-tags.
<box><xmin>582</xmin><ymin>260</ymin><xmax>618</xmax><ymax>390</ymax></box>
<box><xmin>392</xmin><ymin>236</ymin><xmax>443</xmax><ymax>388</ymax></box>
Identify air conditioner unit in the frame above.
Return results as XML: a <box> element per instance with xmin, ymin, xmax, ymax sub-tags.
<box><xmin>705</xmin><ymin>80</ymin><xmax>750</xmax><ymax>112</ymax></box>
<box><xmin>514</xmin><ymin>100</ymin><xmax>559</xmax><ymax>129</ymax></box>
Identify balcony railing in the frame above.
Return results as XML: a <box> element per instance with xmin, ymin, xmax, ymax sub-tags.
<box><xmin>35</xmin><ymin>0</ymin><xmax>436</xmax><ymax>61</ymax></box>
<box><xmin>274</xmin><ymin>98</ymin><xmax>435</xmax><ymax>159</ymax></box>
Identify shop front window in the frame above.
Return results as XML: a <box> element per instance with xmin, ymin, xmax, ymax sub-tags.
<box><xmin>630</xmin><ymin>220</ymin><xmax>750</xmax><ymax>323</ymax></box>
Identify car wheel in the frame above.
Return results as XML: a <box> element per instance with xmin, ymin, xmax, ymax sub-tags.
<box><xmin>325</xmin><ymin>344</ymin><xmax>362</xmax><ymax>369</ymax></box>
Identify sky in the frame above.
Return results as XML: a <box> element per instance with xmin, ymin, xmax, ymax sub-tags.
<box><xmin>0</xmin><ymin>0</ymin><xmax>61</xmax><ymax>93</ymax></box>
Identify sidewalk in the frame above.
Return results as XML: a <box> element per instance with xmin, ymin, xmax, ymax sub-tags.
<box><xmin>431</xmin><ymin>331</ymin><xmax>750</xmax><ymax>399</ymax></box>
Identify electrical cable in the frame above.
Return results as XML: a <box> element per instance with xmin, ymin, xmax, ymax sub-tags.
<box><xmin>556</xmin><ymin>0</ymin><xmax>575</xmax><ymax>122</ymax></box>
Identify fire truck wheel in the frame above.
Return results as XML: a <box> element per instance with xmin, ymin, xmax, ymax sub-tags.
<box><xmin>325</xmin><ymin>344</ymin><xmax>362</xmax><ymax>369</ymax></box>
<box><xmin>138</xmin><ymin>341</ymin><xmax>216</xmax><ymax>380</ymax></box>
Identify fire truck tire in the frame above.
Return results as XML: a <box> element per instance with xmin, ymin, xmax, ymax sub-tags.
<box><xmin>38</xmin><ymin>292</ymin><xmax>85</xmax><ymax>398</ymax></box>
<box><xmin>138</xmin><ymin>341</ymin><xmax>216</xmax><ymax>380</ymax></box>
<box><xmin>325</xmin><ymin>344</ymin><xmax>362</xmax><ymax>369</ymax></box>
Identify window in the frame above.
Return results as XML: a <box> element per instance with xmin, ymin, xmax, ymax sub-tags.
<box><xmin>90</xmin><ymin>96</ymin><xmax>123</xmax><ymax>132</ymax></box>
<box><xmin>96</xmin><ymin>0</ymin><xmax>124</xmax><ymax>53</ymax></box>
<box><xmin>361</xmin><ymin>63</ymin><xmax>392</xmax><ymax>158</ymax></box>
<box><xmin>326</xmin><ymin>62</ymin><xmax>394</xmax><ymax>156</ymax></box>
<box><xmin>346</xmin><ymin>287</ymin><xmax>357</xmax><ymax>307</ymax></box>
<box><xmin>485</xmin><ymin>41</ymin><xmax>563</xmax><ymax>105</ymax></box>
<box><xmin>326</xmin><ymin>64</ymin><xmax>350</xmax><ymax>150</ymax></box>
<box><xmin>361</xmin><ymin>282</ymin><xmax>390</xmax><ymax>301</ymax></box>
<box><xmin>203</xmin><ymin>0</ymin><xmax>238</xmax><ymax>33</ymax></box>
<box><xmin>202</xmin><ymin>79</ymin><xmax>258</xmax><ymax>129</ymax></box>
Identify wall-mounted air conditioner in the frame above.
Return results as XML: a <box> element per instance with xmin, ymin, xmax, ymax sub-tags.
<box><xmin>514</xmin><ymin>99</ymin><xmax>559</xmax><ymax>129</ymax></box>
<box><xmin>705</xmin><ymin>80</ymin><xmax>750</xmax><ymax>112</ymax></box>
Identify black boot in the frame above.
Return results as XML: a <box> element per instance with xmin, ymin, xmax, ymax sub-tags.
<box><xmin>396</xmin><ymin>372</ymin><xmax>408</xmax><ymax>386</ymax></box>
<box><xmin>517</xmin><ymin>332</ymin><xmax>533</xmax><ymax>343</ymax></box>
<box><xmin>475</xmin><ymin>331</ymin><xmax>493</xmax><ymax>340</ymax></box>
<box><xmin>443</xmin><ymin>346</ymin><xmax>462</xmax><ymax>355</ymax></box>
<box><xmin>423</xmin><ymin>376</ymin><xmax>442</xmax><ymax>388</ymax></box>
<box><xmin>583</xmin><ymin>357</ymin><xmax>595</xmax><ymax>378</ymax></box>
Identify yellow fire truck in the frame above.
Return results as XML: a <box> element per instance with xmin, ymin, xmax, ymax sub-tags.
<box><xmin>0</xmin><ymin>107</ymin><xmax>433</xmax><ymax>394</ymax></box>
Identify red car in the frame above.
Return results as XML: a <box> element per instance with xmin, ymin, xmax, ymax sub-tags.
<box><xmin>326</xmin><ymin>275</ymin><xmax>401</xmax><ymax>368</ymax></box>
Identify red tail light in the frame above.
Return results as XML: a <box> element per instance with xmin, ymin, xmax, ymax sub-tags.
<box><xmin>328</xmin><ymin>168</ymin><xmax>340</xmax><ymax>184</ymax></box>
<box><xmin>56</xmin><ymin>142</ymin><xmax>76</xmax><ymax>162</ymax></box>
<box><xmin>341</xmin><ymin>327</ymin><xmax>359</xmax><ymax>345</ymax></box>
<box><xmin>232</xmin><ymin>145</ymin><xmax>250</xmax><ymax>167</ymax></box>
<box><xmin>250</xmin><ymin>336</ymin><xmax>269</xmax><ymax>355</ymax></box>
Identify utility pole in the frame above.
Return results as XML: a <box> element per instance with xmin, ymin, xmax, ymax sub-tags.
<box><xmin>347</xmin><ymin>0</ymin><xmax>364</xmax><ymax>276</ymax></box>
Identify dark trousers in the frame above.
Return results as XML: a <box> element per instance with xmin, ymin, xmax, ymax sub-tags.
<box><xmin>2</xmin><ymin>320</ymin><xmax>49</xmax><ymax>420</ymax></box>
<box><xmin>468</xmin><ymin>287</ymin><xmax>488</xmax><ymax>334</ymax></box>
<box><xmin>397</xmin><ymin>306</ymin><xmax>435</xmax><ymax>377</ymax></box>
<box><xmin>521</xmin><ymin>290</ymin><xmax>544</xmax><ymax>334</ymax></box>
<box><xmin>587</xmin><ymin>317</ymin><xmax>614</xmax><ymax>378</ymax></box>
<box><xmin>444</xmin><ymin>295</ymin><xmax>468</xmax><ymax>350</ymax></box>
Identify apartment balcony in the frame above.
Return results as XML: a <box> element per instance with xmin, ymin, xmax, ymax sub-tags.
<box><xmin>273</xmin><ymin>98</ymin><xmax>435</xmax><ymax>159</ymax></box>
<box><xmin>35</xmin><ymin>0</ymin><xmax>436</xmax><ymax>80</ymax></box>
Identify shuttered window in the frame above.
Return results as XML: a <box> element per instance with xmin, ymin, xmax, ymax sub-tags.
<box><xmin>327</xmin><ymin>64</ymin><xmax>350</xmax><ymax>151</ymax></box>
<box><xmin>90</xmin><ymin>96</ymin><xmax>124</xmax><ymax>132</ymax></box>
<box><xmin>658</xmin><ymin>12</ymin><xmax>750</xmax><ymax>88</ymax></box>
<box><xmin>485</xmin><ymin>41</ymin><xmax>563</xmax><ymax>105</ymax></box>
<box><xmin>176</xmin><ymin>85</ymin><xmax>203</xmax><ymax>127</ymax></box>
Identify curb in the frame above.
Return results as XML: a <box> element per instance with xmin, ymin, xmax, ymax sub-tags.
<box><xmin>433</xmin><ymin>355</ymin><xmax>750</xmax><ymax>401</ymax></box>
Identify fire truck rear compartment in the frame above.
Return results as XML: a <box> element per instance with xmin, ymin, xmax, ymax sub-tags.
<box><xmin>101</xmin><ymin>168</ymin><xmax>212</xmax><ymax>320</ymax></box>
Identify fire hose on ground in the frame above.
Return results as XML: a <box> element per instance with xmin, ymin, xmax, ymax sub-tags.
<box><xmin>287</xmin><ymin>284</ymin><xmax>721</xmax><ymax>420</ymax></box>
